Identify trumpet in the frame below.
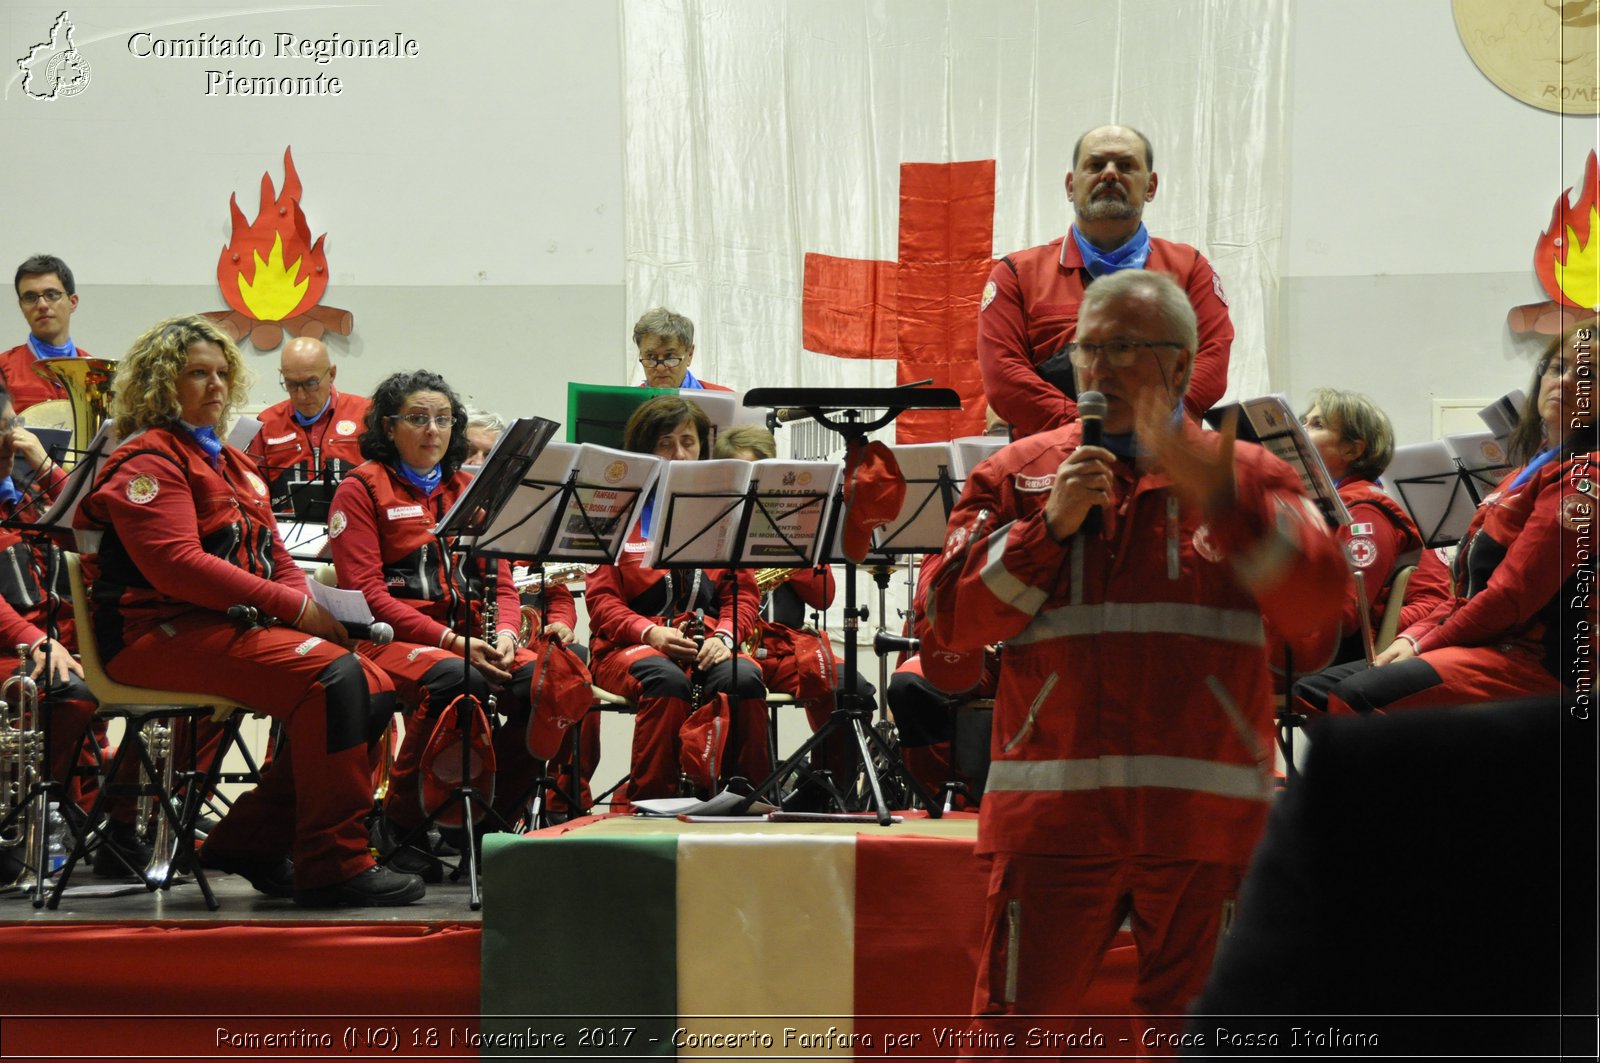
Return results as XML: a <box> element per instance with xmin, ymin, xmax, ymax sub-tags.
<box><xmin>753</xmin><ymin>567</ymin><xmax>801</xmax><ymax>593</ymax></box>
<box><xmin>513</xmin><ymin>563</ymin><xmax>597</xmax><ymax>591</ymax></box>
<box><xmin>0</xmin><ymin>644</ymin><xmax>45</xmax><ymax>887</ymax></box>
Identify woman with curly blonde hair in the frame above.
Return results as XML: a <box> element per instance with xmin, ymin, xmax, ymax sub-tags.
<box><xmin>75</xmin><ymin>315</ymin><xmax>422</xmax><ymax>907</ymax></box>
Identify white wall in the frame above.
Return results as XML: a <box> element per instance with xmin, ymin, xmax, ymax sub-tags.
<box><xmin>1278</xmin><ymin>0</ymin><xmax>1597</xmax><ymax>445</ymax></box>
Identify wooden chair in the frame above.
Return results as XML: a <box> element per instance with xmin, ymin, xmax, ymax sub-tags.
<box><xmin>1373</xmin><ymin>565</ymin><xmax>1417</xmax><ymax>655</ymax></box>
<box><xmin>49</xmin><ymin>554</ymin><xmax>249</xmax><ymax>911</ymax></box>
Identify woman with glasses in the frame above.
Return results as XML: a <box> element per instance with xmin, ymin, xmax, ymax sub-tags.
<box><xmin>328</xmin><ymin>371</ymin><xmax>560</xmax><ymax>870</ymax></box>
<box><xmin>1295</xmin><ymin>317</ymin><xmax>1599</xmax><ymax>715</ymax></box>
<box><xmin>75</xmin><ymin>315</ymin><xmax>420</xmax><ymax>906</ymax></box>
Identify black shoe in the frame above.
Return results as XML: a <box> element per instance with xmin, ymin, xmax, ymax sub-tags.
<box><xmin>197</xmin><ymin>846</ymin><xmax>295</xmax><ymax>898</ymax></box>
<box><xmin>294</xmin><ymin>865</ymin><xmax>426</xmax><ymax>908</ymax></box>
<box><xmin>89</xmin><ymin>820</ymin><xmax>152</xmax><ymax>879</ymax></box>
<box><xmin>383</xmin><ymin>841</ymin><xmax>444</xmax><ymax>884</ymax></box>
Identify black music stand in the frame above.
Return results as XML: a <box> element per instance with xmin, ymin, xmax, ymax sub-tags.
<box><xmin>648</xmin><ymin>457</ymin><xmax>840</xmax><ymax>799</ymax></box>
<box><xmin>483</xmin><ymin>440</ymin><xmax>660</xmax><ymax>823</ymax></box>
<box><xmin>390</xmin><ymin>417</ymin><xmax>559</xmax><ymax>910</ymax></box>
<box><xmin>742</xmin><ymin>387</ymin><xmax>960</xmax><ymax>825</ymax></box>
<box><xmin>1386</xmin><ymin>441</ymin><xmax>1481</xmax><ymax>549</ymax></box>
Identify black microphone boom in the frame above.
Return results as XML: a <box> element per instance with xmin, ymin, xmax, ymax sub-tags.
<box><xmin>1077</xmin><ymin>390</ymin><xmax>1107</xmax><ymax>537</ymax></box>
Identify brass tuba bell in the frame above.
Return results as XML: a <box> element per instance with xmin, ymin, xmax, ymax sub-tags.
<box><xmin>22</xmin><ymin>357</ymin><xmax>117</xmax><ymax>469</ymax></box>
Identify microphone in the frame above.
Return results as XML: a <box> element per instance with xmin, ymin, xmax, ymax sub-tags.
<box><xmin>1077</xmin><ymin>390</ymin><xmax>1107</xmax><ymax>536</ymax></box>
<box><xmin>343</xmin><ymin>621</ymin><xmax>394</xmax><ymax>645</ymax></box>
<box><xmin>226</xmin><ymin>604</ymin><xmax>392</xmax><ymax>644</ymax></box>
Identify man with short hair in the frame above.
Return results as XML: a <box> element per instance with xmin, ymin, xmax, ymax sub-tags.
<box><xmin>245</xmin><ymin>336</ymin><xmax>370</xmax><ymax>512</ymax></box>
<box><xmin>978</xmin><ymin>125</ymin><xmax>1234</xmax><ymax>439</ymax></box>
<box><xmin>2</xmin><ymin>254</ymin><xmax>94</xmax><ymax>413</ymax></box>
<box><xmin>632</xmin><ymin>307</ymin><xmax>731</xmax><ymax>391</ymax></box>
<box><xmin>929</xmin><ymin>270</ymin><xmax>1343</xmax><ymax>1043</ymax></box>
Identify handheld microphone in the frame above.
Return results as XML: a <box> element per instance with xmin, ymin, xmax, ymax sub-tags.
<box><xmin>343</xmin><ymin>621</ymin><xmax>394</xmax><ymax>645</ymax></box>
<box><xmin>1077</xmin><ymin>391</ymin><xmax>1107</xmax><ymax>536</ymax></box>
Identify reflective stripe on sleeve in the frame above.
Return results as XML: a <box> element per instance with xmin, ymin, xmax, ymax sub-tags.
<box><xmin>986</xmin><ymin>754</ymin><xmax>1271</xmax><ymax>801</ymax></box>
<box><xmin>979</xmin><ymin>521</ymin><xmax>1049</xmax><ymax>615</ymax></box>
<box><xmin>1008</xmin><ymin>600</ymin><xmax>1265</xmax><ymax>647</ymax></box>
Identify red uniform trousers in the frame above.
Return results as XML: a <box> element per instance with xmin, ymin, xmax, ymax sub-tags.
<box><xmin>105</xmin><ymin>616</ymin><xmax>392</xmax><ymax>891</ymax></box>
<box><xmin>1299</xmin><ymin>642</ymin><xmax>1563</xmax><ymax>717</ymax></box>
<box><xmin>965</xmin><ymin>853</ymin><xmax>1242</xmax><ymax>1059</ymax></box>
<box><xmin>360</xmin><ymin>639</ymin><xmax>544</xmax><ymax>828</ymax></box>
<box><xmin>589</xmin><ymin>644</ymin><xmax>769</xmax><ymax>800</ymax></box>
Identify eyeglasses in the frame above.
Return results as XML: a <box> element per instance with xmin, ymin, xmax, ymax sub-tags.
<box><xmin>389</xmin><ymin>413</ymin><xmax>454</xmax><ymax>430</ymax></box>
<box><xmin>639</xmin><ymin>353</ymin><xmax>685</xmax><ymax>369</ymax></box>
<box><xmin>279</xmin><ymin>375</ymin><xmax>324</xmax><ymax>393</ymax></box>
<box><xmin>0</xmin><ymin>416</ymin><xmax>18</xmax><ymax>433</ymax></box>
<box><xmin>18</xmin><ymin>289</ymin><xmax>66</xmax><ymax>308</ymax></box>
<box><xmin>1066</xmin><ymin>339</ymin><xmax>1187</xmax><ymax>369</ymax></box>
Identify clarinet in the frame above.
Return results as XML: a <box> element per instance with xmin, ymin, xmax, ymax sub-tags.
<box><xmin>686</xmin><ymin>608</ymin><xmax>707</xmax><ymax>708</ymax></box>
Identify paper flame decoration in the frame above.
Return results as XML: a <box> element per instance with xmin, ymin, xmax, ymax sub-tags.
<box><xmin>216</xmin><ymin>148</ymin><xmax>329</xmax><ymax>322</ymax></box>
<box><xmin>1535</xmin><ymin>149</ymin><xmax>1599</xmax><ymax>311</ymax></box>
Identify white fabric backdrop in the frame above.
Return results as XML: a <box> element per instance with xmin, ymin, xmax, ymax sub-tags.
<box><xmin>622</xmin><ymin>0</ymin><xmax>1288</xmax><ymax>443</ymax></box>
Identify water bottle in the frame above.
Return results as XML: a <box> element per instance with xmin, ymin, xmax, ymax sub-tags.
<box><xmin>45</xmin><ymin>801</ymin><xmax>68</xmax><ymax>874</ymax></box>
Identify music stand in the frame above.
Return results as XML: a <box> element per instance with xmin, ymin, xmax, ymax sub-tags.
<box><xmin>468</xmin><ymin>436</ymin><xmax>661</xmax><ymax>826</ymax></box>
<box><xmin>1386</xmin><ymin>441</ymin><xmax>1479</xmax><ymax>549</ymax></box>
<box><xmin>392</xmin><ymin>417</ymin><xmax>560</xmax><ymax>910</ymax></box>
<box><xmin>742</xmin><ymin>387</ymin><xmax>960</xmax><ymax>824</ymax></box>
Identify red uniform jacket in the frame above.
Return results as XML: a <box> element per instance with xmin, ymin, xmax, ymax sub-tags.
<box><xmin>1395</xmin><ymin>546</ymin><xmax>1453</xmax><ymax>633</ymax></box>
<box><xmin>586</xmin><ymin>524</ymin><xmax>760</xmax><ymax>659</ymax></box>
<box><xmin>927</xmin><ymin>418</ymin><xmax>1345</xmax><ymax>864</ymax></box>
<box><xmin>1403</xmin><ymin>451</ymin><xmax>1600</xmax><ymax>686</ymax></box>
<box><xmin>328</xmin><ymin>461</ymin><xmax>520</xmax><ymax>649</ymax></box>
<box><xmin>977</xmin><ymin>232</ymin><xmax>1233</xmax><ymax>438</ymax></box>
<box><xmin>75</xmin><ymin>427</ymin><xmax>310</xmax><ymax>655</ymax></box>
<box><xmin>0</xmin><ymin>464</ymin><xmax>72</xmax><ymax>649</ymax></box>
<box><xmin>245</xmin><ymin>390</ymin><xmax>370</xmax><ymax>506</ymax></box>
<box><xmin>0</xmin><ymin>343</ymin><xmax>95</xmax><ymax>413</ymax></box>
<box><xmin>1331</xmin><ymin>477</ymin><xmax>1423</xmax><ymax>658</ymax></box>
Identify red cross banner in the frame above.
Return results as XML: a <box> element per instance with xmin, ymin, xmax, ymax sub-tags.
<box><xmin>622</xmin><ymin>0</ymin><xmax>1285</xmax><ymax>446</ymax></box>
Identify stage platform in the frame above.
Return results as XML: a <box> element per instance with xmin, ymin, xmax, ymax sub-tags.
<box><xmin>0</xmin><ymin>814</ymin><xmax>1139</xmax><ymax>1061</ymax></box>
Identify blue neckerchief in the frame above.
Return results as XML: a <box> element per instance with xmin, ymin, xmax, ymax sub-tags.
<box><xmin>396</xmin><ymin>461</ymin><xmax>442</xmax><ymax>497</ymax></box>
<box><xmin>292</xmin><ymin>394</ymin><xmax>332</xmax><ymax>427</ymax></box>
<box><xmin>678</xmin><ymin>369</ymin><xmax>706</xmax><ymax>391</ymax></box>
<box><xmin>1103</xmin><ymin>430</ymin><xmax>1138</xmax><ymax>461</ymax></box>
<box><xmin>1509</xmin><ymin>446</ymin><xmax>1560</xmax><ymax>492</ymax></box>
<box><xmin>179</xmin><ymin>420</ymin><xmax>223</xmax><ymax>467</ymax></box>
<box><xmin>0</xmin><ymin>477</ymin><xmax>19</xmax><ymax>508</ymax></box>
<box><xmin>1072</xmin><ymin>223</ymin><xmax>1151</xmax><ymax>278</ymax></box>
<box><xmin>26</xmin><ymin>334</ymin><xmax>76</xmax><ymax>360</ymax></box>
<box><xmin>638</xmin><ymin>489</ymin><xmax>656</xmax><ymax>538</ymax></box>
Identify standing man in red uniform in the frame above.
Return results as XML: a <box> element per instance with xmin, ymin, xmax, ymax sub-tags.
<box><xmin>633</xmin><ymin>307</ymin><xmax>733</xmax><ymax>392</ymax></box>
<box><xmin>2</xmin><ymin>254</ymin><xmax>94</xmax><ymax>414</ymax></box>
<box><xmin>928</xmin><ymin>271</ymin><xmax>1343</xmax><ymax>1048</ymax></box>
<box><xmin>978</xmin><ymin>126</ymin><xmax>1234</xmax><ymax>439</ymax></box>
<box><xmin>245</xmin><ymin>336</ymin><xmax>369</xmax><ymax>512</ymax></box>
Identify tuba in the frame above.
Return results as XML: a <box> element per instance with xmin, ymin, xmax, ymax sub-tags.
<box><xmin>22</xmin><ymin>357</ymin><xmax>117</xmax><ymax>469</ymax></box>
<box><xmin>0</xmin><ymin>644</ymin><xmax>46</xmax><ymax>888</ymax></box>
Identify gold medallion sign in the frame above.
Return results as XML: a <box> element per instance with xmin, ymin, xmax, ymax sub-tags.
<box><xmin>1453</xmin><ymin>0</ymin><xmax>1599</xmax><ymax>114</ymax></box>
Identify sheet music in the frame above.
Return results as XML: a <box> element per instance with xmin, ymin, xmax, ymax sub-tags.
<box><xmin>1222</xmin><ymin>395</ymin><xmax>1349</xmax><ymax>527</ymax></box>
<box><xmin>228</xmin><ymin>414</ymin><xmax>264</xmax><ymax>450</ymax></box>
<box><xmin>736</xmin><ymin>458</ymin><xmax>841</xmax><ymax>566</ymax></box>
<box><xmin>305</xmin><ymin>579</ymin><xmax>375</xmax><ymax>625</ymax></box>
<box><xmin>1478</xmin><ymin>389</ymin><xmax>1525</xmax><ymax>439</ymax></box>
<box><xmin>645</xmin><ymin>458</ymin><xmax>752</xmax><ymax>568</ymax></box>
<box><xmin>951</xmin><ymin>435</ymin><xmax>1007</xmax><ymax>481</ymax></box>
<box><xmin>875</xmin><ymin>443</ymin><xmax>959</xmax><ymax>555</ymax></box>
<box><xmin>469</xmin><ymin>440</ymin><xmax>661</xmax><ymax>562</ymax></box>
